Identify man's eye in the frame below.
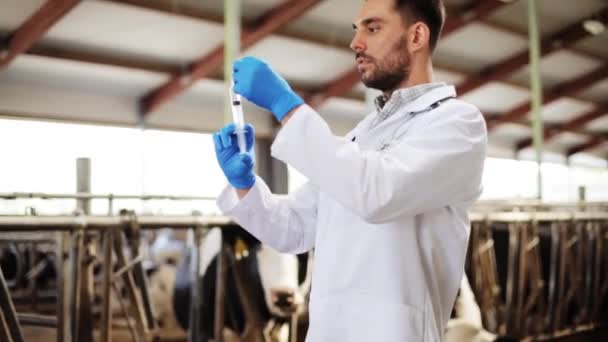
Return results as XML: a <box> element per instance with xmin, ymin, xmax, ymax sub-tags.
<box><xmin>368</xmin><ymin>26</ymin><xmax>380</xmax><ymax>33</ymax></box>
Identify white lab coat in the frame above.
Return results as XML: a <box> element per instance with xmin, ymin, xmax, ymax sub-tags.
<box><xmin>217</xmin><ymin>85</ymin><xmax>487</xmax><ymax>341</ymax></box>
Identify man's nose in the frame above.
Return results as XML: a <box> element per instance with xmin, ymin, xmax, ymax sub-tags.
<box><xmin>350</xmin><ymin>32</ymin><xmax>365</xmax><ymax>53</ymax></box>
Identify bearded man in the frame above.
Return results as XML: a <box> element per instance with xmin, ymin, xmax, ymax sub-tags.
<box><xmin>213</xmin><ymin>0</ymin><xmax>487</xmax><ymax>341</ymax></box>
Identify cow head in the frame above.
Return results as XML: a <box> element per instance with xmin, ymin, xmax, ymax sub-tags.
<box><xmin>256</xmin><ymin>244</ymin><xmax>305</xmax><ymax>318</ymax></box>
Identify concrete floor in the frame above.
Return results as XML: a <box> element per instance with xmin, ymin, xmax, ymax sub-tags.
<box><xmin>22</xmin><ymin>326</ymin><xmax>187</xmax><ymax>342</ymax></box>
<box><xmin>21</xmin><ymin>323</ymin><xmax>608</xmax><ymax>341</ymax></box>
<box><xmin>535</xmin><ymin>326</ymin><xmax>608</xmax><ymax>342</ymax></box>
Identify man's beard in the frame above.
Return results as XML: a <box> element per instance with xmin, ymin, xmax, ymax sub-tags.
<box><xmin>358</xmin><ymin>37</ymin><xmax>410</xmax><ymax>92</ymax></box>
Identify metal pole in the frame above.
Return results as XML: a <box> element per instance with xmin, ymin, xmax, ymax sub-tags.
<box><xmin>505</xmin><ymin>222</ymin><xmax>520</xmax><ymax>333</ymax></box>
<box><xmin>0</xmin><ymin>268</ymin><xmax>24</xmax><ymax>342</ymax></box>
<box><xmin>112</xmin><ymin>255</ymin><xmax>144</xmax><ymax>281</ymax></box>
<box><xmin>108</xmin><ymin>194</ymin><xmax>114</xmax><ymax>216</ymax></box>
<box><xmin>0</xmin><ymin>215</ymin><xmax>232</xmax><ymax>231</ymax></box>
<box><xmin>17</xmin><ymin>314</ymin><xmax>57</xmax><ymax>328</ymax></box>
<box><xmin>0</xmin><ymin>192</ymin><xmax>215</xmax><ymax>201</ymax></box>
<box><xmin>188</xmin><ymin>227</ymin><xmax>208</xmax><ymax>342</ymax></box>
<box><xmin>214</xmin><ymin>239</ymin><xmax>227</xmax><ymax>342</ymax></box>
<box><xmin>27</xmin><ymin>243</ymin><xmax>37</xmax><ymax>312</ymax></box>
<box><xmin>578</xmin><ymin>186</ymin><xmax>587</xmax><ymax>202</ymax></box>
<box><xmin>76</xmin><ymin>158</ymin><xmax>91</xmax><ymax>214</ymax></box>
<box><xmin>80</xmin><ymin>236</ymin><xmax>95</xmax><ymax>342</ymax></box>
<box><xmin>100</xmin><ymin>230</ymin><xmax>114</xmax><ymax>342</ymax></box>
<box><xmin>127</xmin><ymin>222</ymin><xmax>157</xmax><ymax>332</ymax></box>
<box><xmin>73</xmin><ymin>161</ymin><xmax>93</xmax><ymax>341</ymax></box>
<box><xmin>56</xmin><ymin>231</ymin><xmax>71</xmax><ymax>342</ymax></box>
<box><xmin>112</xmin><ymin>282</ymin><xmax>141</xmax><ymax>342</ymax></box>
<box><xmin>528</xmin><ymin>0</ymin><xmax>544</xmax><ymax>200</ymax></box>
<box><xmin>224</xmin><ymin>0</ymin><xmax>241</xmax><ymax>125</ymax></box>
<box><xmin>69</xmin><ymin>230</ymin><xmax>84</xmax><ymax>341</ymax></box>
<box><xmin>0</xmin><ymin>311</ymin><xmax>13</xmax><ymax>342</ymax></box>
<box><xmin>113</xmin><ymin>232</ymin><xmax>148</xmax><ymax>338</ymax></box>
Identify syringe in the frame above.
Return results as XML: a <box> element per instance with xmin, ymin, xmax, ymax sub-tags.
<box><xmin>230</xmin><ymin>87</ymin><xmax>247</xmax><ymax>154</ymax></box>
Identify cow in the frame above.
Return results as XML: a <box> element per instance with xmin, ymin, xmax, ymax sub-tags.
<box><xmin>147</xmin><ymin>225</ymin><xmax>308</xmax><ymax>341</ymax></box>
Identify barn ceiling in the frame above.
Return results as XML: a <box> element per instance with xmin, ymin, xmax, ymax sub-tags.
<box><xmin>0</xmin><ymin>0</ymin><xmax>606</xmax><ymax>163</ymax></box>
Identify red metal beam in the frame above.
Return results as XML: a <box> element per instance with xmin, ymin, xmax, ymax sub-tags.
<box><xmin>0</xmin><ymin>0</ymin><xmax>80</xmax><ymax>69</ymax></box>
<box><xmin>559</xmin><ymin>104</ymin><xmax>608</xmax><ymax>133</ymax></box>
<box><xmin>456</xmin><ymin>6</ymin><xmax>608</xmax><ymax>96</ymax></box>
<box><xmin>140</xmin><ymin>0</ymin><xmax>322</xmax><ymax>116</ymax></box>
<box><xmin>304</xmin><ymin>69</ymin><xmax>361</xmax><ymax>108</ymax></box>
<box><xmin>491</xmin><ymin>63</ymin><xmax>608</xmax><ymax>133</ymax></box>
<box><xmin>442</xmin><ymin>0</ymin><xmax>507</xmax><ymax>35</ymax></box>
<box><xmin>567</xmin><ymin>136</ymin><xmax>607</xmax><ymax>156</ymax></box>
<box><xmin>516</xmin><ymin>102</ymin><xmax>608</xmax><ymax>151</ymax></box>
<box><xmin>305</xmin><ymin>0</ymin><xmax>512</xmax><ymax>109</ymax></box>
<box><xmin>26</xmin><ymin>42</ymin><xmax>608</xmax><ymax>144</ymax></box>
<box><xmin>28</xmin><ymin>43</ymin><xmax>181</xmax><ymax>74</ymax></box>
<box><xmin>102</xmin><ymin>0</ymin><xmax>223</xmax><ymax>23</ymax></box>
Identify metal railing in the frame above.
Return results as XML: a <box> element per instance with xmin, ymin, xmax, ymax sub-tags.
<box><xmin>0</xmin><ymin>213</ymin><xmax>235</xmax><ymax>342</ymax></box>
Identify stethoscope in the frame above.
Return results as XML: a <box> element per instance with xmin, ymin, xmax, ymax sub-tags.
<box><xmin>352</xmin><ymin>95</ymin><xmax>455</xmax><ymax>151</ymax></box>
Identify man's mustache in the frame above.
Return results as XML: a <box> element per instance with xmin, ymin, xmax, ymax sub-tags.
<box><xmin>356</xmin><ymin>53</ymin><xmax>374</xmax><ymax>61</ymax></box>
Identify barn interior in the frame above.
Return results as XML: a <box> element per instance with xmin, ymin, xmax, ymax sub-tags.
<box><xmin>0</xmin><ymin>0</ymin><xmax>607</xmax><ymax>341</ymax></box>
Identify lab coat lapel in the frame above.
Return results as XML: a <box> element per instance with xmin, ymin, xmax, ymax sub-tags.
<box><xmin>346</xmin><ymin>85</ymin><xmax>457</xmax><ymax>152</ymax></box>
<box><xmin>401</xmin><ymin>85</ymin><xmax>457</xmax><ymax>114</ymax></box>
<box><xmin>356</xmin><ymin>85</ymin><xmax>457</xmax><ymax>151</ymax></box>
<box><xmin>374</xmin><ymin>85</ymin><xmax>456</xmax><ymax>131</ymax></box>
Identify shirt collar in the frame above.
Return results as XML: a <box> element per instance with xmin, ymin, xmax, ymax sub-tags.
<box><xmin>370</xmin><ymin>82</ymin><xmax>453</xmax><ymax>128</ymax></box>
<box><xmin>374</xmin><ymin>82</ymin><xmax>446</xmax><ymax>112</ymax></box>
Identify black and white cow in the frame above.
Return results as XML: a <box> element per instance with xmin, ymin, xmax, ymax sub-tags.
<box><xmin>147</xmin><ymin>225</ymin><xmax>308</xmax><ymax>341</ymax></box>
<box><xmin>446</xmin><ymin>275</ymin><xmax>519</xmax><ymax>342</ymax></box>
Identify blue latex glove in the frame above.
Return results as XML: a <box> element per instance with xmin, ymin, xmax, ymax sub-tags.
<box><xmin>233</xmin><ymin>56</ymin><xmax>303</xmax><ymax>122</ymax></box>
<box><xmin>213</xmin><ymin>123</ymin><xmax>256</xmax><ymax>189</ymax></box>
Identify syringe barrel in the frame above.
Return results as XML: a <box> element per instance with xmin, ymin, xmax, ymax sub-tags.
<box><xmin>230</xmin><ymin>90</ymin><xmax>247</xmax><ymax>153</ymax></box>
<box><xmin>231</xmin><ymin>94</ymin><xmax>245</xmax><ymax>128</ymax></box>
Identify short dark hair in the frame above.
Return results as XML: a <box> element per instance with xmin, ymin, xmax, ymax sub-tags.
<box><xmin>394</xmin><ymin>0</ymin><xmax>445</xmax><ymax>52</ymax></box>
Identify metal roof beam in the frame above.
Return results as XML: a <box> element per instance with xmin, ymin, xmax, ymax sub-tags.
<box><xmin>27</xmin><ymin>43</ymin><xmax>180</xmax><ymax>74</ymax></box>
<box><xmin>456</xmin><ymin>7</ymin><xmax>608</xmax><ymax>95</ymax></box>
<box><xmin>0</xmin><ymin>0</ymin><xmax>80</xmax><ymax>69</ymax></box>
<box><xmin>491</xmin><ymin>63</ymin><xmax>608</xmax><ymax>133</ymax></box>
<box><xmin>102</xmin><ymin>0</ymin><xmax>223</xmax><ymax>22</ymax></box>
<box><xmin>442</xmin><ymin>0</ymin><xmax>508</xmax><ymax>35</ymax></box>
<box><xmin>516</xmin><ymin>102</ymin><xmax>608</xmax><ymax>151</ymax></box>
<box><xmin>304</xmin><ymin>70</ymin><xmax>361</xmax><ymax>108</ymax></box>
<box><xmin>139</xmin><ymin>0</ymin><xmax>323</xmax><ymax>117</ymax></box>
<box><xmin>24</xmin><ymin>41</ymin><xmax>607</xmax><ymax>146</ymax></box>
<box><xmin>567</xmin><ymin>136</ymin><xmax>607</xmax><ymax>156</ymax></box>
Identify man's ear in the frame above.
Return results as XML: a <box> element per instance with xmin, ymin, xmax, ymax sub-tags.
<box><xmin>408</xmin><ymin>22</ymin><xmax>430</xmax><ymax>53</ymax></box>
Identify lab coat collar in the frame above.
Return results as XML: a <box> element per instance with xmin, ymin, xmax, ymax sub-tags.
<box><xmin>401</xmin><ymin>84</ymin><xmax>456</xmax><ymax>114</ymax></box>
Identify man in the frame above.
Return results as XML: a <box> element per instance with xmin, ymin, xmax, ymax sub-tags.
<box><xmin>213</xmin><ymin>0</ymin><xmax>487</xmax><ymax>340</ymax></box>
